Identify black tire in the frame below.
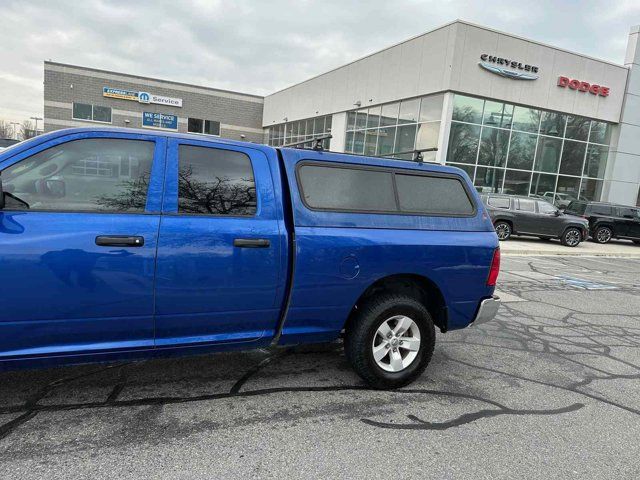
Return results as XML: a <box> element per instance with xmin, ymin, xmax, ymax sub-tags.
<box><xmin>344</xmin><ymin>294</ymin><xmax>435</xmax><ymax>389</ymax></box>
<box><xmin>594</xmin><ymin>226</ymin><xmax>613</xmax><ymax>244</ymax></box>
<box><xmin>560</xmin><ymin>227</ymin><xmax>582</xmax><ymax>247</ymax></box>
<box><xmin>494</xmin><ymin>221</ymin><xmax>512</xmax><ymax>241</ymax></box>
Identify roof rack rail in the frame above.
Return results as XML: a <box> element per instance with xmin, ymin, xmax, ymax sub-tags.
<box><xmin>281</xmin><ymin>135</ymin><xmax>332</xmax><ymax>151</ymax></box>
<box><xmin>373</xmin><ymin>147</ymin><xmax>438</xmax><ymax>164</ymax></box>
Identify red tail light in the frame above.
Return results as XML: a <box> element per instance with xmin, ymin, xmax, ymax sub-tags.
<box><xmin>487</xmin><ymin>248</ymin><xmax>500</xmax><ymax>287</ymax></box>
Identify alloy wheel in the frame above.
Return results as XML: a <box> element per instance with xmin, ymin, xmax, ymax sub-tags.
<box><xmin>372</xmin><ymin>315</ymin><xmax>421</xmax><ymax>373</ymax></box>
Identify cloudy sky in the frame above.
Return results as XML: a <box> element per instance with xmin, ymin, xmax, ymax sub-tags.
<box><xmin>0</xmin><ymin>0</ymin><xmax>638</xmax><ymax>124</ymax></box>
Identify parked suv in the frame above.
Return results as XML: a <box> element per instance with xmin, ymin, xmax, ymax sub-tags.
<box><xmin>482</xmin><ymin>194</ymin><xmax>588</xmax><ymax>247</ymax></box>
<box><xmin>564</xmin><ymin>201</ymin><xmax>640</xmax><ymax>244</ymax></box>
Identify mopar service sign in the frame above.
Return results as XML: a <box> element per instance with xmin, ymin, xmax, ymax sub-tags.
<box><xmin>103</xmin><ymin>87</ymin><xmax>183</xmax><ymax>107</ymax></box>
<box><xmin>478</xmin><ymin>54</ymin><xmax>539</xmax><ymax>80</ymax></box>
<box><xmin>142</xmin><ymin>112</ymin><xmax>178</xmax><ymax>130</ymax></box>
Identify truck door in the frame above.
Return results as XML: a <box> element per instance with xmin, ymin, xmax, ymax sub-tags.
<box><xmin>0</xmin><ymin>133</ymin><xmax>165</xmax><ymax>358</ymax></box>
<box><xmin>513</xmin><ymin>197</ymin><xmax>539</xmax><ymax>233</ymax></box>
<box><xmin>154</xmin><ymin>139</ymin><xmax>285</xmax><ymax>347</ymax></box>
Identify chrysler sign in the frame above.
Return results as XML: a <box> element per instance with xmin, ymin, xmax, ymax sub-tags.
<box><xmin>478</xmin><ymin>54</ymin><xmax>539</xmax><ymax>80</ymax></box>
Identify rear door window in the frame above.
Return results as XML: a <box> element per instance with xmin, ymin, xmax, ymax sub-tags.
<box><xmin>516</xmin><ymin>198</ymin><xmax>535</xmax><ymax>212</ymax></box>
<box><xmin>591</xmin><ymin>204</ymin><xmax>613</xmax><ymax>216</ymax></box>
<box><xmin>177</xmin><ymin>145</ymin><xmax>257</xmax><ymax>216</ymax></box>
<box><xmin>487</xmin><ymin>196</ymin><xmax>511</xmax><ymax>209</ymax></box>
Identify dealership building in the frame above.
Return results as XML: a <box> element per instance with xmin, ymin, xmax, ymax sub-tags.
<box><xmin>44</xmin><ymin>21</ymin><xmax>640</xmax><ymax>206</ymax></box>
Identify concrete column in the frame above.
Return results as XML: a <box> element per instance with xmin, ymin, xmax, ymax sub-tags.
<box><xmin>603</xmin><ymin>25</ymin><xmax>640</xmax><ymax>206</ymax></box>
<box><xmin>329</xmin><ymin>112</ymin><xmax>347</xmax><ymax>152</ymax></box>
<box><xmin>436</xmin><ymin>92</ymin><xmax>455</xmax><ymax>165</ymax></box>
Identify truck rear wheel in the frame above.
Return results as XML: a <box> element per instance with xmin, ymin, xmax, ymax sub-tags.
<box><xmin>344</xmin><ymin>294</ymin><xmax>435</xmax><ymax>389</ymax></box>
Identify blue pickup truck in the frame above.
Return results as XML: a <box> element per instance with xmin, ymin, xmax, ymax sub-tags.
<box><xmin>0</xmin><ymin>127</ymin><xmax>500</xmax><ymax>388</ymax></box>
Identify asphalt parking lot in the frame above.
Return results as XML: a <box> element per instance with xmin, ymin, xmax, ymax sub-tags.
<box><xmin>1</xmin><ymin>255</ymin><xmax>639</xmax><ymax>479</ymax></box>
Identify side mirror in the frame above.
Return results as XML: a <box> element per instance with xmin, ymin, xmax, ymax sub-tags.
<box><xmin>554</xmin><ymin>210</ymin><xmax>562</xmax><ymax>216</ymax></box>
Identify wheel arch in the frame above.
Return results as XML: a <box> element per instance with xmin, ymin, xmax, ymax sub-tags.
<box><xmin>344</xmin><ymin>273</ymin><xmax>448</xmax><ymax>334</ymax></box>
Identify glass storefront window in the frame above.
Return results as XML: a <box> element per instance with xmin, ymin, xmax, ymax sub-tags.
<box><xmin>345</xmin><ymin>131</ymin><xmax>355</xmax><ymax>152</ymax></box>
<box><xmin>556</xmin><ymin>176</ymin><xmax>581</xmax><ymax>202</ymax></box>
<box><xmin>447</xmin><ymin>163</ymin><xmax>475</xmax><ymax>180</ymax></box>
<box><xmin>398</xmin><ymin>99</ymin><xmax>420</xmax><ymax>124</ymax></box>
<box><xmin>380</xmin><ymin>103</ymin><xmax>399</xmax><ymax>127</ymax></box>
<box><xmin>565</xmin><ymin>116</ymin><xmax>590</xmax><ymax>141</ymax></box>
<box><xmin>364</xmin><ymin>129</ymin><xmax>378</xmax><ymax>156</ymax></box>
<box><xmin>559</xmin><ymin>140</ymin><xmax>586</xmax><ymax>176</ymax></box>
<box><xmin>506</xmin><ymin>131</ymin><xmax>537</xmax><ymax>170</ymax></box>
<box><xmin>534</xmin><ymin>136</ymin><xmax>562</xmax><ymax>173</ymax></box>
<box><xmin>452</xmin><ymin>95</ymin><xmax>484</xmax><ymax>124</ymax></box>
<box><xmin>504</xmin><ymin>170</ymin><xmax>532</xmax><ymax>195</ymax></box>
<box><xmin>475</xmin><ymin>167</ymin><xmax>504</xmax><ymax>193</ymax></box>
<box><xmin>540</xmin><ymin>111</ymin><xmax>566</xmax><ymax>137</ymax></box>
<box><xmin>419</xmin><ymin>95</ymin><xmax>443</xmax><ymax>122</ymax></box>
<box><xmin>482</xmin><ymin>101</ymin><xmax>514</xmax><ymax>129</ymax></box>
<box><xmin>353</xmin><ymin>131</ymin><xmax>365</xmax><ymax>154</ymax></box>
<box><xmin>478</xmin><ymin>127</ymin><xmax>508</xmax><ymax>168</ymax></box>
<box><xmin>355</xmin><ymin>110</ymin><xmax>367</xmax><ymax>129</ymax></box>
<box><xmin>313</xmin><ymin>117</ymin><xmax>325</xmax><ymax>135</ymax></box>
<box><xmin>367</xmin><ymin>106</ymin><xmax>381</xmax><ymax>129</ymax></box>
<box><xmin>395</xmin><ymin>124</ymin><xmax>417</xmax><ymax>155</ymax></box>
<box><xmin>530</xmin><ymin>172</ymin><xmax>557</xmax><ymax>197</ymax></box>
<box><xmin>415</xmin><ymin>122</ymin><xmax>440</xmax><ymax>149</ymax></box>
<box><xmin>589</xmin><ymin>121</ymin><xmax>612</xmax><ymax>145</ymax></box>
<box><xmin>511</xmin><ymin>106</ymin><xmax>540</xmax><ymax>133</ymax></box>
<box><xmin>377</xmin><ymin>127</ymin><xmax>396</xmax><ymax>156</ymax></box>
<box><xmin>580</xmin><ymin>178</ymin><xmax>603</xmax><ymax>201</ymax></box>
<box><xmin>447</xmin><ymin>123</ymin><xmax>481</xmax><ymax>164</ymax></box>
<box><xmin>584</xmin><ymin>144</ymin><xmax>608</xmax><ymax>179</ymax></box>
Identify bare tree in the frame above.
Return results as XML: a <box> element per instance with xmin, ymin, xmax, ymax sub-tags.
<box><xmin>0</xmin><ymin>120</ymin><xmax>12</xmax><ymax>139</ymax></box>
<box><xmin>20</xmin><ymin>120</ymin><xmax>36</xmax><ymax>140</ymax></box>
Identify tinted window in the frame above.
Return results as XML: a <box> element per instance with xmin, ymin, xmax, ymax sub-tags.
<box><xmin>618</xmin><ymin>207</ymin><xmax>638</xmax><ymax>219</ymax></box>
<box><xmin>177</xmin><ymin>145</ymin><xmax>256</xmax><ymax>215</ymax></box>
<box><xmin>298</xmin><ymin>165</ymin><xmax>396</xmax><ymax>212</ymax></box>
<box><xmin>516</xmin><ymin>198</ymin><xmax>535</xmax><ymax>212</ymax></box>
<box><xmin>488</xmin><ymin>196</ymin><xmax>510</xmax><ymax>209</ymax></box>
<box><xmin>565</xmin><ymin>201</ymin><xmax>586</xmax><ymax>215</ymax></box>
<box><xmin>72</xmin><ymin>103</ymin><xmax>92</xmax><ymax>120</ymax></box>
<box><xmin>396</xmin><ymin>174</ymin><xmax>474</xmax><ymax>215</ymax></box>
<box><xmin>590</xmin><ymin>204</ymin><xmax>613</xmax><ymax>216</ymax></box>
<box><xmin>537</xmin><ymin>201</ymin><xmax>557</xmax><ymax>214</ymax></box>
<box><xmin>1</xmin><ymin>138</ymin><xmax>154</xmax><ymax>212</ymax></box>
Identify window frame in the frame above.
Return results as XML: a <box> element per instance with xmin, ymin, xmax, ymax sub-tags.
<box><xmin>0</xmin><ymin>134</ymin><xmax>160</xmax><ymax>215</ymax></box>
<box><xmin>71</xmin><ymin>102</ymin><xmax>112</xmax><ymax>124</ymax></box>
<box><xmin>187</xmin><ymin>117</ymin><xmax>221</xmax><ymax>137</ymax></box>
<box><xmin>294</xmin><ymin>160</ymin><xmax>477</xmax><ymax>218</ymax></box>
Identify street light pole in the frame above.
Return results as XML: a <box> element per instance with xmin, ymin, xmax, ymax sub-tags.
<box><xmin>30</xmin><ymin>116</ymin><xmax>43</xmax><ymax>136</ymax></box>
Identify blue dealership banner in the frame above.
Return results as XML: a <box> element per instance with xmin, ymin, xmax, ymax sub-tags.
<box><xmin>142</xmin><ymin>112</ymin><xmax>178</xmax><ymax>130</ymax></box>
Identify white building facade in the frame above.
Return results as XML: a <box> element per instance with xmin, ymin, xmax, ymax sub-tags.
<box><xmin>264</xmin><ymin>21</ymin><xmax>640</xmax><ymax>206</ymax></box>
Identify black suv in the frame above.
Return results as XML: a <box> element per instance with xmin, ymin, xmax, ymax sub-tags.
<box><xmin>482</xmin><ymin>194</ymin><xmax>589</xmax><ymax>247</ymax></box>
<box><xmin>564</xmin><ymin>201</ymin><xmax>640</xmax><ymax>244</ymax></box>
